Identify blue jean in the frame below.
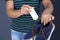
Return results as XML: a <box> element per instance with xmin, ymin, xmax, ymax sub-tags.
<box><xmin>11</xmin><ymin>29</ymin><xmax>36</xmax><ymax>40</ymax></box>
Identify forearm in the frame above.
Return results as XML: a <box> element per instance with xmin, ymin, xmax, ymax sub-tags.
<box><xmin>6</xmin><ymin>9</ymin><xmax>22</xmax><ymax>18</ymax></box>
<box><xmin>42</xmin><ymin>0</ymin><xmax>54</xmax><ymax>14</ymax></box>
<box><xmin>6</xmin><ymin>1</ymin><xmax>22</xmax><ymax>18</ymax></box>
<box><xmin>42</xmin><ymin>6</ymin><xmax>54</xmax><ymax>14</ymax></box>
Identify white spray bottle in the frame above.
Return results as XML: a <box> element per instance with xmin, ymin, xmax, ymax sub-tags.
<box><xmin>29</xmin><ymin>7</ymin><xmax>39</xmax><ymax>21</ymax></box>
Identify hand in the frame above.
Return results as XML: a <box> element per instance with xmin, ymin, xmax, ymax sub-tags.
<box><xmin>41</xmin><ymin>13</ymin><xmax>55</xmax><ymax>25</ymax></box>
<box><xmin>20</xmin><ymin>4</ymin><xmax>31</xmax><ymax>15</ymax></box>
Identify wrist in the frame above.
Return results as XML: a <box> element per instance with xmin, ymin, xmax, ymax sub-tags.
<box><xmin>19</xmin><ymin>9</ymin><xmax>23</xmax><ymax>16</ymax></box>
<box><xmin>42</xmin><ymin>13</ymin><xmax>52</xmax><ymax>15</ymax></box>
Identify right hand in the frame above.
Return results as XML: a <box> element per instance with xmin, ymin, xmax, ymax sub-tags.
<box><xmin>20</xmin><ymin>4</ymin><xmax>32</xmax><ymax>15</ymax></box>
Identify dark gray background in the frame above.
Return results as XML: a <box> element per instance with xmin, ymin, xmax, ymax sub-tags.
<box><xmin>0</xmin><ymin>0</ymin><xmax>60</xmax><ymax>40</ymax></box>
<box><xmin>0</xmin><ymin>0</ymin><xmax>11</xmax><ymax>40</ymax></box>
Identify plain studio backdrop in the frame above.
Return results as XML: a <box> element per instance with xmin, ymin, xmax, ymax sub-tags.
<box><xmin>0</xmin><ymin>0</ymin><xmax>60</xmax><ymax>40</ymax></box>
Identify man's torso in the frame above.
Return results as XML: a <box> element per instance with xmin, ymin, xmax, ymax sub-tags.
<box><xmin>11</xmin><ymin>0</ymin><xmax>42</xmax><ymax>33</ymax></box>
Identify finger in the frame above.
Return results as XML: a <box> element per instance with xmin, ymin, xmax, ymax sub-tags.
<box><xmin>22</xmin><ymin>4</ymin><xmax>28</xmax><ymax>8</ymax></box>
<box><xmin>41</xmin><ymin>15</ymin><xmax>44</xmax><ymax>23</ymax></box>
<box><xmin>22</xmin><ymin>7</ymin><xmax>30</xmax><ymax>13</ymax></box>
<box><xmin>48</xmin><ymin>17</ymin><xmax>51</xmax><ymax>22</ymax></box>
<box><xmin>21</xmin><ymin>8</ymin><xmax>27</xmax><ymax>14</ymax></box>
<box><xmin>44</xmin><ymin>15</ymin><xmax>46</xmax><ymax>25</ymax></box>
<box><xmin>23</xmin><ymin>4</ymin><xmax>31</xmax><ymax>10</ymax></box>
<box><xmin>25</xmin><ymin>5</ymin><xmax>31</xmax><ymax>9</ymax></box>
<box><xmin>24</xmin><ymin>11</ymin><xmax>28</xmax><ymax>15</ymax></box>
<box><xmin>45</xmin><ymin>16</ymin><xmax>49</xmax><ymax>25</ymax></box>
<box><xmin>25</xmin><ymin>8</ymin><xmax>31</xmax><ymax>12</ymax></box>
<box><xmin>23</xmin><ymin>6</ymin><xmax>31</xmax><ymax>12</ymax></box>
<box><xmin>24</xmin><ymin>7</ymin><xmax>30</xmax><ymax>12</ymax></box>
<box><xmin>23</xmin><ymin>9</ymin><xmax>29</xmax><ymax>14</ymax></box>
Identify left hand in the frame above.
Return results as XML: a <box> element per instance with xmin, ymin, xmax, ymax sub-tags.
<box><xmin>41</xmin><ymin>13</ymin><xmax>55</xmax><ymax>25</ymax></box>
